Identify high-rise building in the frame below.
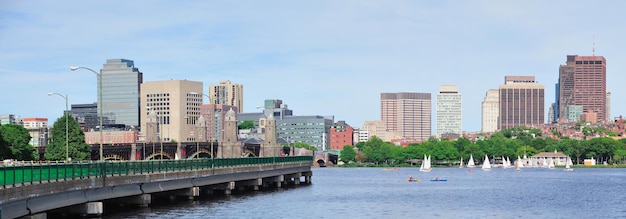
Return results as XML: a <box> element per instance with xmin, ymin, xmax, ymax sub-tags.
<box><xmin>558</xmin><ymin>55</ymin><xmax>607</xmax><ymax>122</ymax></box>
<box><xmin>140</xmin><ymin>80</ymin><xmax>203</xmax><ymax>143</ymax></box>
<box><xmin>100</xmin><ymin>59</ymin><xmax>143</xmax><ymax>129</ymax></box>
<box><xmin>209</xmin><ymin>80</ymin><xmax>244</xmax><ymax>113</ymax></box>
<box><xmin>498</xmin><ymin>76</ymin><xmax>545</xmax><ymax>130</ymax></box>
<box><xmin>380</xmin><ymin>92</ymin><xmax>431</xmax><ymax>142</ymax></box>
<box><xmin>481</xmin><ymin>89</ymin><xmax>499</xmax><ymax>133</ymax></box>
<box><xmin>436</xmin><ymin>85</ymin><xmax>462</xmax><ymax>138</ymax></box>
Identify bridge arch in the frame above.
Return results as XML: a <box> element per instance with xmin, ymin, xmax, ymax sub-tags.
<box><xmin>145</xmin><ymin>152</ymin><xmax>174</xmax><ymax>160</ymax></box>
<box><xmin>104</xmin><ymin>154</ymin><xmax>125</xmax><ymax>161</ymax></box>
<box><xmin>315</xmin><ymin>159</ymin><xmax>327</xmax><ymax>167</ymax></box>
<box><xmin>242</xmin><ymin>149</ymin><xmax>256</xmax><ymax>157</ymax></box>
<box><xmin>187</xmin><ymin>149</ymin><xmax>213</xmax><ymax>159</ymax></box>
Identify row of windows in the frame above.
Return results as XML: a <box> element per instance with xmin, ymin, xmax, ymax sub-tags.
<box><xmin>147</xmin><ymin>98</ymin><xmax>170</xmax><ymax>102</ymax></box>
<box><xmin>147</xmin><ymin>102</ymin><xmax>170</xmax><ymax>106</ymax></box>
<box><xmin>575</xmin><ymin>60</ymin><xmax>603</xmax><ymax>64</ymax></box>
<box><xmin>146</xmin><ymin>93</ymin><xmax>170</xmax><ymax>97</ymax></box>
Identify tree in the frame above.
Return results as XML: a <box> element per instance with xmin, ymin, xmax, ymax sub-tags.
<box><xmin>45</xmin><ymin>114</ymin><xmax>91</xmax><ymax>161</ymax></box>
<box><xmin>238</xmin><ymin>120</ymin><xmax>255</xmax><ymax>130</ymax></box>
<box><xmin>293</xmin><ymin>142</ymin><xmax>317</xmax><ymax>151</ymax></box>
<box><xmin>339</xmin><ymin>145</ymin><xmax>356</xmax><ymax>163</ymax></box>
<box><xmin>0</xmin><ymin>124</ymin><xmax>37</xmax><ymax>160</ymax></box>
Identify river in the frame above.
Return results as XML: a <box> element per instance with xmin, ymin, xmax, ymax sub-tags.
<box><xmin>103</xmin><ymin>167</ymin><xmax>626</xmax><ymax>218</ymax></box>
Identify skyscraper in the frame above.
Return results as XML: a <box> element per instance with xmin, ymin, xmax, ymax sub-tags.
<box><xmin>498</xmin><ymin>76</ymin><xmax>544</xmax><ymax>130</ymax></box>
<box><xmin>100</xmin><ymin>59</ymin><xmax>143</xmax><ymax>129</ymax></box>
<box><xmin>481</xmin><ymin>89</ymin><xmax>499</xmax><ymax>133</ymax></box>
<box><xmin>558</xmin><ymin>55</ymin><xmax>607</xmax><ymax>122</ymax></box>
<box><xmin>436</xmin><ymin>85</ymin><xmax>462</xmax><ymax>138</ymax></box>
<box><xmin>209</xmin><ymin>80</ymin><xmax>244</xmax><ymax>113</ymax></box>
<box><xmin>380</xmin><ymin>92</ymin><xmax>431</xmax><ymax>142</ymax></box>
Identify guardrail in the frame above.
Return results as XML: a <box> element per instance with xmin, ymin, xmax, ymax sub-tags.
<box><xmin>0</xmin><ymin>156</ymin><xmax>313</xmax><ymax>188</ymax></box>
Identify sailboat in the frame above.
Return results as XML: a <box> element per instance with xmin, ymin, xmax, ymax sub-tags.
<box><xmin>459</xmin><ymin>157</ymin><xmax>464</xmax><ymax>168</ymax></box>
<box><xmin>482</xmin><ymin>155</ymin><xmax>491</xmax><ymax>171</ymax></box>
<box><xmin>515</xmin><ymin>157</ymin><xmax>522</xmax><ymax>172</ymax></box>
<box><xmin>467</xmin><ymin>154</ymin><xmax>476</xmax><ymax>168</ymax></box>
<box><xmin>420</xmin><ymin>155</ymin><xmax>432</xmax><ymax>172</ymax></box>
<box><xmin>565</xmin><ymin>156</ymin><xmax>574</xmax><ymax>172</ymax></box>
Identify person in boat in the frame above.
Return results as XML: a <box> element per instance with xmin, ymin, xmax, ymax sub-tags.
<box><xmin>408</xmin><ymin>176</ymin><xmax>414</xmax><ymax>181</ymax></box>
<box><xmin>434</xmin><ymin>177</ymin><xmax>440</xmax><ymax>181</ymax></box>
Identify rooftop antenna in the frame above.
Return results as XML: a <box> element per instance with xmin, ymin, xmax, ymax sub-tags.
<box><xmin>592</xmin><ymin>35</ymin><xmax>595</xmax><ymax>56</ymax></box>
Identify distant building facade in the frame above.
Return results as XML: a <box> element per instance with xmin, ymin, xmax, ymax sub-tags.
<box><xmin>100</xmin><ymin>59</ymin><xmax>143</xmax><ymax>129</ymax></box>
<box><xmin>380</xmin><ymin>92</ymin><xmax>431</xmax><ymax>142</ymax></box>
<box><xmin>436</xmin><ymin>85</ymin><xmax>462</xmax><ymax>138</ymax></box>
<box><xmin>140</xmin><ymin>80</ymin><xmax>203</xmax><ymax>143</ymax></box>
<box><xmin>558</xmin><ymin>55</ymin><xmax>607</xmax><ymax>122</ymax></box>
<box><xmin>329</xmin><ymin>121</ymin><xmax>354</xmax><ymax>151</ymax></box>
<box><xmin>209</xmin><ymin>80</ymin><xmax>244</xmax><ymax>113</ymax></box>
<box><xmin>498</xmin><ymin>76</ymin><xmax>545</xmax><ymax>130</ymax></box>
<box><xmin>0</xmin><ymin>114</ymin><xmax>19</xmax><ymax>125</ymax></box>
<box><xmin>22</xmin><ymin>118</ymin><xmax>48</xmax><ymax>147</ymax></box>
<box><xmin>481</xmin><ymin>89</ymin><xmax>499</xmax><ymax>133</ymax></box>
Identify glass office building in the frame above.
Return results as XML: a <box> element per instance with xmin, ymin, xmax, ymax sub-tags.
<box><xmin>100</xmin><ymin>59</ymin><xmax>143</xmax><ymax>129</ymax></box>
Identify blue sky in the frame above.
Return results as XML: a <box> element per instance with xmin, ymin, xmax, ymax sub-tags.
<box><xmin>2</xmin><ymin>1</ymin><xmax>626</xmax><ymax>133</ymax></box>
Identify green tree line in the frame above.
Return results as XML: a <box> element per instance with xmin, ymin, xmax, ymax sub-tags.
<box><xmin>1</xmin><ymin>114</ymin><xmax>91</xmax><ymax>161</ymax></box>
<box><xmin>340</xmin><ymin>127</ymin><xmax>626</xmax><ymax>166</ymax></box>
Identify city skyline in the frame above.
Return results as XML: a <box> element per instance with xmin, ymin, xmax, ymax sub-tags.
<box><xmin>2</xmin><ymin>1</ymin><xmax>626</xmax><ymax>133</ymax></box>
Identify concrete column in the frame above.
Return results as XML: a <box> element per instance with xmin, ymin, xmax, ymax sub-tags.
<box><xmin>275</xmin><ymin>175</ymin><xmax>284</xmax><ymax>188</ymax></box>
<box><xmin>116</xmin><ymin>194</ymin><xmax>151</xmax><ymax>207</ymax></box>
<box><xmin>172</xmin><ymin>187</ymin><xmax>200</xmax><ymax>200</ymax></box>
<box><xmin>130</xmin><ymin>143</ymin><xmax>137</xmax><ymax>161</ymax></box>
<box><xmin>66</xmin><ymin>202</ymin><xmax>103</xmax><ymax>217</ymax></box>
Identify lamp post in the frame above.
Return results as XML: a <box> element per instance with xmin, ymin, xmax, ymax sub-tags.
<box><xmin>196</xmin><ymin>116</ymin><xmax>206</xmax><ymax>159</ymax></box>
<box><xmin>70</xmin><ymin>66</ymin><xmax>103</xmax><ymax>161</ymax></box>
<box><xmin>48</xmin><ymin>92</ymin><xmax>69</xmax><ymax>161</ymax></box>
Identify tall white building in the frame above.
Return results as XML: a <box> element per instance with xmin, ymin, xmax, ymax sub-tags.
<box><xmin>436</xmin><ymin>85</ymin><xmax>462</xmax><ymax>138</ymax></box>
<box><xmin>481</xmin><ymin>89</ymin><xmax>499</xmax><ymax>133</ymax></box>
<box><xmin>209</xmin><ymin>80</ymin><xmax>244</xmax><ymax>113</ymax></box>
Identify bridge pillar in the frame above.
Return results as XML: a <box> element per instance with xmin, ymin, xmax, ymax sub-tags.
<box><xmin>237</xmin><ymin>178</ymin><xmax>262</xmax><ymax>191</ymax></box>
<box><xmin>130</xmin><ymin>143</ymin><xmax>137</xmax><ymax>161</ymax></box>
<box><xmin>115</xmin><ymin>194</ymin><xmax>151</xmax><ymax>207</ymax></box>
<box><xmin>224</xmin><ymin>182</ymin><xmax>235</xmax><ymax>195</ymax></box>
<box><xmin>275</xmin><ymin>175</ymin><xmax>284</xmax><ymax>188</ymax></box>
<box><xmin>65</xmin><ymin>202</ymin><xmax>103</xmax><ymax>217</ymax></box>
<box><xmin>171</xmin><ymin>187</ymin><xmax>200</xmax><ymax>200</ymax></box>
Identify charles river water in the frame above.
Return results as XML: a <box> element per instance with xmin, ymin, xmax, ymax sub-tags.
<box><xmin>102</xmin><ymin>167</ymin><xmax>626</xmax><ymax>219</ymax></box>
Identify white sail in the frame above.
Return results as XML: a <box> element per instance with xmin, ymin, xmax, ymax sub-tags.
<box><xmin>515</xmin><ymin>157</ymin><xmax>522</xmax><ymax>171</ymax></box>
<box><xmin>420</xmin><ymin>154</ymin><xmax>431</xmax><ymax>172</ymax></box>
<box><xmin>482</xmin><ymin>155</ymin><xmax>491</xmax><ymax>171</ymax></box>
<box><xmin>565</xmin><ymin>156</ymin><xmax>574</xmax><ymax>171</ymax></box>
<box><xmin>467</xmin><ymin>154</ymin><xmax>476</xmax><ymax>168</ymax></box>
<box><xmin>459</xmin><ymin>157</ymin><xmax>464</xmax><ymax>168</ymax></box>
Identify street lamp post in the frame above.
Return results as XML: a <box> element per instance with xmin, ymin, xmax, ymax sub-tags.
<box><xmin>48</xmin><ymin>92</ymin><xmax>69</xmax><ymax>161</ymax></box>
<box><xmin>196</xmin><ymin>116</ymin><xmax>206</xmax><ymax>159</ymax></box>
<box><xmin>70</xmin><ymin>66</ymin><xmax>103</xmax><ymax>161</ymax></box>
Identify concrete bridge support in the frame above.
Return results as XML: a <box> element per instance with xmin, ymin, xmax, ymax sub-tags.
<box><xmin>237</xmin><ymin>178</ymin><xmax>263</xmax><ymax>191</ymax></box>
<box><xmin>53</xmin><ymin>202</ymin><xmax>103</xmax><ymax>218</ymax></box>
<box><xmin>171</xmin><ymin>187</ymin><xmax>200</xmax><ymax>200</ymax></box>
<box><xmin>111</xmin><ymin>194</ymin><xmax>152</xmax><ymax>207</ymax></box>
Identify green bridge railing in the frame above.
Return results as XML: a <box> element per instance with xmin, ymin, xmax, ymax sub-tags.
<box><xmin>0</xmin><ymin>156</ymin><xmax>313</xmax><ymax>188</ymax></box>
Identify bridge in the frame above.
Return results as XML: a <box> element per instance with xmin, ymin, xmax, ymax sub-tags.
<box><xmin>0</xmin><ymin>156</ymin><xmax>313</xmax><ymax>219</ymax></box>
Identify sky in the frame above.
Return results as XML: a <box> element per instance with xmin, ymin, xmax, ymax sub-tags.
<box><xmin>2</xmin><ymin>0</ymin><xmax>626</xmax><ymax>133</ymax></box>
